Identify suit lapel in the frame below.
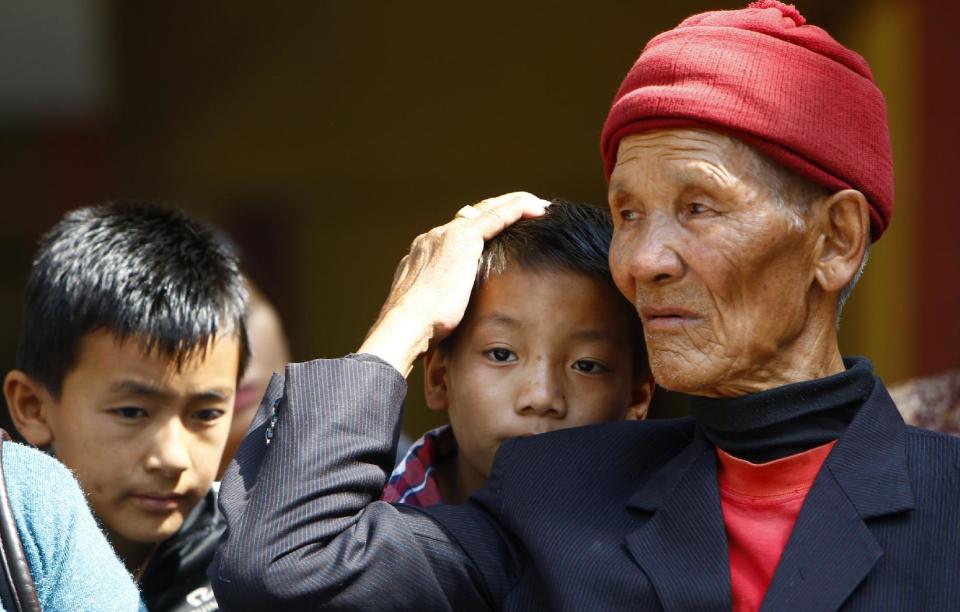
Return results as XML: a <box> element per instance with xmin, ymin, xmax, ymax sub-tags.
<box><xmin>623</xmin><ymin>377</ymin><xmax>913</xmax><ymax>612</ymax></box>
<box><xmin>762</xmin><ymin>380</ymin><xmax>914</xmax><ymax>611</ymax></box>
<box><xmin>625</xmin><ymin>431</ymin><xmax>731</xmax><ymax>612</ymax></box>
<box><xmin>760</xmin><ymin>466</ymin><xmax>882</xmax><ymax>611</ymax></box>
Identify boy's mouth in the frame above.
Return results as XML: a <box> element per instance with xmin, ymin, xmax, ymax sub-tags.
<box><xmin>130</xmin><ymin>492</ymin><xmax>186</xmax><ymax>512</ymax></box>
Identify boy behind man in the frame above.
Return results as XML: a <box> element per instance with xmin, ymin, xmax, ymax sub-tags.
<box><xmin>383</xmin><ymin>200</ymin><xmax>652</xmax><ymax>506</ymax></box>
<box><xmin>4</xmin><ymin>203</ymin><xmax>248</xmax><ymax>612</ymax></box>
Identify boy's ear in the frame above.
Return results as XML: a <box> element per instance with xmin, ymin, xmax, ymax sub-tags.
<box><xmin>3</xmin><ymin>370</ymin><xmax>55</xmax><ymax>446</ymax></box>
<box><xmin>625</xmin><ymin>377</ymin><xmax>654</xmax><ymax>421</ymax></box>
<box><xmin>422</xmin><ymin>349</ymin><xmax>451</xmax><ymax>411</ymax></box>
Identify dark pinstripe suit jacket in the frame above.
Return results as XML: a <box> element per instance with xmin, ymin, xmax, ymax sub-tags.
<box><xmin>210</xmin><ymin>355</ymin><xmax>960</xmax><ymax>611</ymax></box>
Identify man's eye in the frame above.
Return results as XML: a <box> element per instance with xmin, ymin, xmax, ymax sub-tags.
<box><xmin>620</xmin><ymin>209</ymin><xmax>639</xmax><ymax>222</ymax></box>
<box><xmin>112</xmin><ymin>407</ymin><xmax>148</xmax><ymax>419</ymax></box>
<box><xmin>572</xmin><ymin>360</ymin><xmax>609</xmax><ymax>374</ymax></box>
<box><xmin>193</xmin><ymin>409</ymin><xmax>226</xmax><ymax>423</ymax></box>
<box><xmin>483</xmin><ymin>348</ymin><xmax>517</xmax><ymax>363</ymax></box>
<box><xmin>689</xmin><ymin>202</ymin><xmax>709</xmax><ymax>215</ymax></box>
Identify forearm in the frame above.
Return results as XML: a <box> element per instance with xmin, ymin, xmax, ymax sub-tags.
<box><xmin>212</xmin><ymin>194</ymin><xmax>547</xmax><ymax>609</ymax></box>
<box><xmin>359</xmin><ymin>305</ymin><xmax>432</xmax><ymax>377</ymax></box>
<box><xmin>210</xmin><ymin>355</ymin><xmax>490</xmax><ymax>610</ymax></box>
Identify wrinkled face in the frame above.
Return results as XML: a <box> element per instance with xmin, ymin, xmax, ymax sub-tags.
<box><xmin>608</xmin><ymin>129</ymin><xmax>817</xmax><ymax>396</ymax></box>
<box><xmin>46</xmin><ymin>330</ymin><xmax>238</xmax><ymax>551</ymax></box>
<box><xmin>439</xmin><ymin>267</ymin><xmax>642</xmax><ymax>490</ymax></box>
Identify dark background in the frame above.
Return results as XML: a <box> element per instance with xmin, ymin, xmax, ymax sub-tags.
<box><xmin>0</xmin><ymin>0</ymin><xmax>956</xmax><ymax>435</ymax></box>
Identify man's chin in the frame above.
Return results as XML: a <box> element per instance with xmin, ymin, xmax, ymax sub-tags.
<box><xmin>648</xmin><ymin>351</ymin><xmax>719</xmax><ymax>396</ymax></box>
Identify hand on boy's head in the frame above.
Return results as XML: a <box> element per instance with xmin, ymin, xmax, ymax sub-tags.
<box><xmin>5</xmin><ymin>330</ymin><xmax>239</xmax><ymax>557</ymax></box>
<box><xmin>360</xmin><ymin>192</ymin><xmax>550</xmax><ymax>375</ymax></box>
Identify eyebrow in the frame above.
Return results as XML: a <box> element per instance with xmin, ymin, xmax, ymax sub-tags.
<box><xmin>568</xmin><ymin>329</ymin><xmax>619</xmax><ymax>344</ymax></box>
<box><xmin>610</xmin><ymin>157</ymin><xmax>733</xmax><ymax>200</ymax></box>
<box><xmin>608</xmin><ymin>186</ymin><xmax>627</xmax><ymax>207</ymax></box>
<box><xmin>473</xmin><ymin>315</ymin><xmax>618</xmax><ymax>344</ymax></box>
<box><xmin>473</xmin><ymin>313</ymin><xmax>522</xmax><ymax>329</ymax></box>
<box><xmin>107</xmin><ymin>380</ymin><xmax>233</xmax><ymax>402</ymax></box>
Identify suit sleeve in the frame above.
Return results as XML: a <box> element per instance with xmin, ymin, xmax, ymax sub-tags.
<box><xmin>209</xmin><ymin>355</ymin><xmax>499</xmax><ymax>611</ymax></box>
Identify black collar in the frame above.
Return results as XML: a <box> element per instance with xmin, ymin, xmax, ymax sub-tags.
<box><xmin>689</xmin><ymin>357</ymin><xmax>875</xmax><ymax>462</ymax></box>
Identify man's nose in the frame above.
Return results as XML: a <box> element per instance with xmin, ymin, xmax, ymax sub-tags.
<box><xmin>515</xmin><ymin>360</ymin><xmax>567</xmax><ymax>419</ymax></box>
<box><xmin>144</xmin><ymin>419</ymin><xmax>192</xmax><ymax>478</ymax></box>
<box><xmin>624</xmin><ymin>215</ymin><xmax>685</xmax><ymax>286</ymax></box>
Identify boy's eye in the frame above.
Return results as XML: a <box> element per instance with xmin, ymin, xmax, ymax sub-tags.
<box><xmin>572</xmin><ymin>359</ymin><xmax>609</xmax><ymax>375</ymax></box>
<box><xmin>193</xmin><ymin>409</ymin><xmax>226</xmax><ymax>423</ymax></box>
<box><xmin>483</xmin><ymin>348</ymin><xmax>518</xmax><ymax>363</ymax></box>
<box><xmin>111</xmin><ymin>407</ymin><xmax>148</xmax><ymax>419</ymax></box>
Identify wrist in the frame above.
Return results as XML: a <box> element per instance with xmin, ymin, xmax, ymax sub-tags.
<box><xmin>358</xmin><ymin>305</ymin><xmax>432</xmax><ymax>376</ymax></box>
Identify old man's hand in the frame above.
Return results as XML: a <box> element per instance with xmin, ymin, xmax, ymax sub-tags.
<box><xmin>359</xmin><ymin>192</ymin><xmax>550</xmax><ymax>375</ymax></box>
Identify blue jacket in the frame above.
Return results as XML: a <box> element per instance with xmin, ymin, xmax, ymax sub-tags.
<box><xmin>1</xmin><ymin>442</ymin><xmax>143</xmax><ymax>611</ymax></box>
<box><xmin>212</xmin><ymin>355</ymin><xmax>960</xmax><ymax>610</ymax></box>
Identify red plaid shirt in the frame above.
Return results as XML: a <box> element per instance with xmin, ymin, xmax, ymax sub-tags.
<box><xmin>381</xmin><ymin>425</ymin><xmax>458</xmax><ymax>507</ymax></box>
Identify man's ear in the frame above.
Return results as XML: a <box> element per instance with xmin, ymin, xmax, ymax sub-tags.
<box><xmin>811</xmin><ymin>189</ymin><xmax>870</xmax><ymax>293</ymax></box>
<box><xmin>422</xmin><ymin>349</ymin><xmax>451</xmax><ymax>411</ymax></box>
<box><xmin>3</xmin><ymin>370</ymin><xmax>55</xmax><ymax>446</ymax></box>
<box><xmin>625</xmin><ymin>376</ymin><xmax>654</xmax><ymax>421</ymax></box>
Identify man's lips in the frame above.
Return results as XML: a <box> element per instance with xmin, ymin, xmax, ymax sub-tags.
<box><xmin>639</xmin><ymin>305</ymin><xmax>703</xmax><ymax>331</ymax></box>
<box><xmin>130</xmin><ymin>492</ymin><xmax>186</xmax><ymax>512</ymax></box>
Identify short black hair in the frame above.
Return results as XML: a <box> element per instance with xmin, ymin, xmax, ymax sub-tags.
<box><xmin>477</xmin><ymin>199</ymin><xmax>616</xmax><ymax>283</ymax></box>
<box><xmin>16</xmin><ymin>202</ymin><xmax>250</xmax><ymax>397</ymax></box>
<box><xmin>448</xmin><ymin>199</ymin><xmax>647</xmax><ymax>374</ymax></box>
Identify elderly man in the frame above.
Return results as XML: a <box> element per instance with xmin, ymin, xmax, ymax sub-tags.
<box><xmin>211</xmin><ymin>2</ymin><xmax>959</xmax><ymax>610</ymax></box>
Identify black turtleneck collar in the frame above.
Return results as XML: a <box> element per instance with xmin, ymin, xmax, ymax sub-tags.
<box><xmin>689</xmin><ymin>356</ymin><xmax>876</xmax><ymax>463</ymax></box>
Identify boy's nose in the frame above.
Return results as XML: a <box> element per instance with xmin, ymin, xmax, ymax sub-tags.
<box><xmin>144</xmin><ymin>419</ymin><xmax>192</xmax><ymax>477</ymax></box>
<box><xmin>515</xmin><ymin>361</ymin><xmax>567</xmax><ymax>419</ymax></box>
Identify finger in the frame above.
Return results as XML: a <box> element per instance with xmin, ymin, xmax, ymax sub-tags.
<box><xmin>454</xmin><ymin>204</ymin><xmax>482</xmax><ymax>220</ymax></box>
<box><xmin>470</xmin><ymin>193</ymin><xmax>550</xmax><ymax>240</ymax></box>
<box><xmin>446</xmin><ymin>193</ymin><xmax>543</xmax><ymax>234</ymax></box>
<box><xmin>472</xmin><ymin>192</ymin><xmax>551</xmax><ymax>215</ymax></box>
<box><xmin>448</xmin><ymin>193</ymin><xmax>548</xmax><ymax>229</ymax></box>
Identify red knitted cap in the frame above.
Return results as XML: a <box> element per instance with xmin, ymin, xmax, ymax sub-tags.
<box><xmin>600</xmin><ymin>1</ymin><xmax>894</xmax><ymax>240</ymax></box>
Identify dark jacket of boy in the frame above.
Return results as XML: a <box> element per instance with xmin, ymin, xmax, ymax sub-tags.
<box><xmin>141</xmin><ymin>488</ymin><xmax>224</xmax><ymax>612</ymax></box>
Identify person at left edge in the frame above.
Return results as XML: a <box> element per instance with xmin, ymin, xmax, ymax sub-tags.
<box><xmin>0</xmin><ymin>439</ymin><xmax>144</xmax><ymax>610</ymax></box>
<box><xmin>4</xmin><ymin>202</ymin><xmax>249</xmax><ymax>612</ymax></box>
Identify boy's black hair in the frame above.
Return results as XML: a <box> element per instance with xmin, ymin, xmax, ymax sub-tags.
<box><xmin>477</xmin><ymin>199</ymin><xmax>617</xmax><ymax>282</ymax></box>
<box><xmin>447</xmin><ymin>199</ymin><xmax>647</xmax><ymax>374</ymax></box>
<box><xmin>16</xmin><ymin>202</ymin><xmax>250</xmax><ymax>397</ymax></box>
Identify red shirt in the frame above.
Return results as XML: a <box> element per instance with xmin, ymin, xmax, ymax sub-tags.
<box><xmin>716</xmin><ymin>440</ymin><xmax>837</xmax><ymax>612</ymax></box>
<box><xmin>381</xmin><ymin>425</ymin><xmax>457</xmax><ymax>506</ymax></box>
